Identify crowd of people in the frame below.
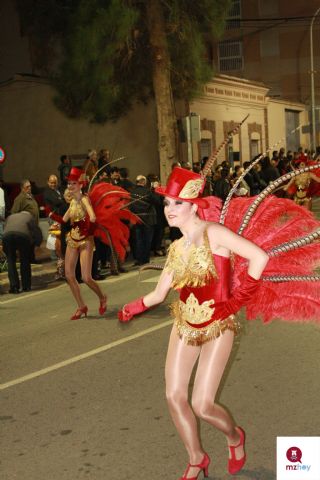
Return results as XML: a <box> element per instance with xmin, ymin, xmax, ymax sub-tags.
<box><xmin>0</xmin><ymin>145</ymin><xmax>319</xmax><ymax>295</ymax></box>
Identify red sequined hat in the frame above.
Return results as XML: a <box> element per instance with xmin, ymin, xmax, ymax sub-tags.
<box><xmin>155</xmin><ymin>167</ymin><xmax>208</xmax><ymax>208</ymax></box>
<box><xmin>67</xmin><ymin>167</ymin><xmax>87</xmax><ymax>183</ymax></box>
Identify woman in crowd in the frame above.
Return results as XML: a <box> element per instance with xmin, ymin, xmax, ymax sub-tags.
<box><xmin>118</xmin><ymin>167</ymin><xmax>268</xmax><ymax>478</ymax></box>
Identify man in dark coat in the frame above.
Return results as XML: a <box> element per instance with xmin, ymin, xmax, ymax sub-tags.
<box><xmin>130</xmin><ymin>175</ymin><xmax>160</xmax><ymax>265</ymax></box>
<box><xmin>2</xmin><ymin>211</ymin><xmax>43</xmax><ymax>293</ymax></box>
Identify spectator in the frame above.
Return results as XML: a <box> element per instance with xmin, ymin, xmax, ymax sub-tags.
<box><xmin>181</xmin><ymin>161</ymin><xmax>192</xmax><ymax>170</ymax></box>
<box><xmin>119</xmin><ymin>167</ymin><xmax>134</xmax><ymax>191</ymax></box>
<box><xmin>171</xmin><ymin>161</ymin><xmax>181</xmax><ymax>170</ymax></box>
<box><xmin>43</xmin><ymin>174</ymin><xmax>64</xmax><ymax>212</ymax></box>
<box><xmin>260</xmin><ymin>156</ymin><xmax>280</xmax><ymax>185</ymax></box>
<box><xmin>130</xmin><ymin>175</ymin><xmax>160</xmax><ymax>265</ymax></box>
<box><xmin>148</xmin><ymin>174</ymin><xmax>167</xmax><ymax>256</ymax></box>
<box><xmin>0</xmin><ymin>181</ymin><xmax>5</xmax><ymax>240</ymax></box>
<box><xmin>58</xmin><ymin>155</ymin><xmax>71</xmax><ymax>189</ymax></box>
<box><xmin>243</xmin><ymin>161</ymin><xmax>260</xmax><ymax>195</ymax></box>
<box><xmin>232</xmin><ymin>166</ymin><xmax>250</xmax><ymax>196</ymax></box>
<box><xmin>251</xmin><ymin>161</ymin><xmax>267</xmax><ymax>192</ymax></box>
<box><xmin>98</xmin><ymin>149</ymin><xmax>110</xmax><ymax>170</ymax></box>
<box><xmin>2</xmin><ymin>211</ymin><xmax>42</xmax><ymax>293</ymax></box>
<box><xmin>83</xmin><ymin>149</ymin><xmax>98</xmax><ymax>181</ymax></box>
<box><xmin>110</xmin><ymin>166</ymin><xmax>121</xmax><ymax>185</ymax></box>
<box><xmin>213</xmin><ymin>166</ymin><xmax>231</xmax><ymax>201</ymax></box>
<box><xmin>11</xmin><ymin>179</ymin><xmax>39</xmax><ymax>223</ymax></box>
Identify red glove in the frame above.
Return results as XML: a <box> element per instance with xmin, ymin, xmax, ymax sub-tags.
<box><xmin>211</xmin><ymin>272</ymin><xmax>260</xmax><ymax>320</ymax></box>
<box><xmin>118</xmin><ymin>297</ymin><xmax>148</xmax><ymax>322</ymax></box>
<box><xmin>44</xmin><ymin>205</ymin><xmax>64</xmax><ymax>224</ymax></box>
<box><xmin>49</xmin><ymin>211</ymin><xmax>64</xmax><ymax>224</ymax></box>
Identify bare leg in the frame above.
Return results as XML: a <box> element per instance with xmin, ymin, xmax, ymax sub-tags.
<box><xmin>79</xmin><ymin>239</ymin><xmax>105</xmax><ymax>300</ymax></box>
<box><xmin>165</xmin><ymin>326</ymin><xmax>203</xmax><ymax>471</ymax></box>
<box><xmin>64</xmin><ymin>245</ymin><xmax>85</xmax><ymax>308</ymax></box>
<box><xmin>192</xmin><ymin>330</ymin><xmax>243</xmax><ymax>459</ymax></box>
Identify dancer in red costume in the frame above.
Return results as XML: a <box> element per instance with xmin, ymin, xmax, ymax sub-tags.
<box><xmin>283</xmin><ymin>159</ymin><xmax>320</xmax><ymax>209</ymax></box>
<box><xmin>118</xmin><ymin>156</ymin><xmax>320</xmax><ymax>478</ymax></box>
<box><xmin>48</xmin><ymin>167</ymin><xmax>138</xmax><ymax>320</ymax></box>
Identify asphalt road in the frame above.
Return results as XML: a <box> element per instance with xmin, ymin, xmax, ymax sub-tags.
<box><xmin>0</xmin><ymin>263</ymin><xmax>319</xmax><ymax>480</ymax></box>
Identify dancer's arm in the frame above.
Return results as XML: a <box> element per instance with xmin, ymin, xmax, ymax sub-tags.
<box><xmin>206</xmin><ymin>223</ymin><xmax>268</xmax><ymax>320</ymax></box>
<box><xmin>207</xmin><ymin>223</ymin><xmax>269</xmax><ymax>279</ymax></box>
<box><xmin>118</xmin><ymin>268</ymin><xmax>173</xmax><ymax>322</ymax></box>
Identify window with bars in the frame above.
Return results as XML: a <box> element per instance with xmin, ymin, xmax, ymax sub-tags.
<box><xmin>218</xmin><ymin>40</ymin><xmax>243</xmax><ymax>72</ymax></box>
<box><xmin>226</xmin><ymin>0</ymin><xmax>241</xmax><ymax>29</ymax></box>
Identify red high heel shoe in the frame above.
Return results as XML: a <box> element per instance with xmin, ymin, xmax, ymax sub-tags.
<box><xmin>228</xmin><ymin>426</ymin><xmax>246</xmax><ymax>475</ymax></box>
<box><xmin>179</xmin><ymin>452</ymin><xmax>210</xmax><ymax>480</ymax></box>
<box><xmin>70</xmin><ymin>306</ymin><xmax>88</xmax><ymax>320</ymax></box>
<box><xmin>99</xmin><ymin>295</ymin><xmax>107</xmax><ymax>315</ymax></box>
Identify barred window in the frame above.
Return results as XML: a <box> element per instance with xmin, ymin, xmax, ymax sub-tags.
<box><xmin>218</xmin><ymin>40</ymin><xmax>243</xmax><ymax>71</ymax></box>
<box><xmin>226</xmin><ymin>0</ymin><xmax>241</xmax><ymax>29</ymax></box>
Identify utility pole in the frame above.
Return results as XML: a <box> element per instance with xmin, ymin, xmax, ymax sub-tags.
<box><xmin>310</xmin><ymin>6</ymin><xmax>320</xmax><ymax>151</ymax></box>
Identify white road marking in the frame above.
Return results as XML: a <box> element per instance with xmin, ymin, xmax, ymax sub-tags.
<box><xmin>141</xmin><ymin>275</ymin><xmax>161</xmax><ymax>283</ymax></box>
<box><xmin>0</xmin><ymin>319</ymin><xmax>173</xmax><ymax>391</ymax></box>
<box><xmin>0</xmin><ymin>268</ymin><xmax>162</xmax><ymax>304</ymax></box>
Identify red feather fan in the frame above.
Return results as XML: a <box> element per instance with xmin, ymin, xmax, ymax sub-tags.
<box><xmin>201</xmin><ymin>195</ymin><xmax>320</xmax><ymax>324</ymax></box>
<box><xmin>89</xmin><ymin>182</ymin><xmax>140</xmax><ymax>261</ymax></box>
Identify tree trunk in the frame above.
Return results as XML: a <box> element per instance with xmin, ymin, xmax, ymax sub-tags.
<box><xmin>146</xmin><ymin>0</ymin><xmax>178</xmax><ymax>183</ymax></box>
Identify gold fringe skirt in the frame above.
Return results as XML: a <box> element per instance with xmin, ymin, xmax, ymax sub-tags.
<box><xmin>170</xmin><ymin>301</ymin><xmax>240</xmax><ymax>346</ymax></box>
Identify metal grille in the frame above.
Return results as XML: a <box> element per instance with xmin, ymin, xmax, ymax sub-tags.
<box><xmin>226</xmin><ymin>0</ymin><xmax>241</xmax><ymax>29</ymax></box>
<box><xmin>218</xmin><ymin>40</ymin><xmax>243</xmax><ymax>71</ymax></box>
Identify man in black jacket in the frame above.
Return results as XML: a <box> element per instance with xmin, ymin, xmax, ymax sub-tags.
<box><xmin>2</xmin><ymin>211</ymin><xmax>43</xmax><ymax>293</ymax></box>
<box><xmin>130</xmin><ymin>175</ymin><xmax>160</xmax><ymax>265</ymax></box>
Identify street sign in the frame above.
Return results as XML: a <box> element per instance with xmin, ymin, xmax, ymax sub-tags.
<box><xmin>0</xmin><ymin>147</ymin><xmax>5</xmax><ymax>164</ymax></box>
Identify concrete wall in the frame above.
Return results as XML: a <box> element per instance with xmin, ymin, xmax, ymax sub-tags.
<box><xmin>0</xmin><ymin>76</ymin><xmax>159</xmax><ymax>186</ymax></box>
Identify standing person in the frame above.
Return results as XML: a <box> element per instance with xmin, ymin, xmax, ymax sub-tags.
<box><xmin>83</xmin><ymin>149</ymin><xmax>98</xmax><ymax>182</ymax></box>
<box><xmin>62</xmin><ymin>168</ymin><xmax>106</xmax><ymax>319</ymax></box>
<box><xmin>0</xmin><ymin>181</ymin><xmax>5</xmax><ymax>240</ymax></box>
<box><xmin>58</xmin><ymin>155</ymin><xmax>71</xmax><ymax>189</ymax></box>
<box><xmin>118</xmin><ymin>166</ymin><xmax>320</xmax><ymax>478</ymax></box>
<box><xmin>212</xmin><ymin>166</ymin><xmax>230</xmax><ymax>201</ymax></box>
<box><xmin>43</xmin><ymin>174</ymin><xmax>64</xmax><ymax>212</ymax></box>
<box><xmin>119</xmin><ymin>167</ymin><xmax>134</xmax><ymax>191</ymax></box>
<box><xmin>43</xmin><ymin>174</ymin><xmax>67</xmax><ymax>275</ymax></box>
<box><xmin>11</xmin><ymin>179</ymin><xmax>39</xmax><ymax>223</ymax></box>
<box><xmin>130</xmin><ymin>175</ymin><xmax>160</xmax><ymax>265</ymax></box>
<box><xmin>119</xmin><ymin>168</ymin><xmax>268</xmax><ymax>478</ymax></box>
<box><xmin>2</xmin><ymin>211</ymin><xmax>42</xmax><ymax>293</ymax></box>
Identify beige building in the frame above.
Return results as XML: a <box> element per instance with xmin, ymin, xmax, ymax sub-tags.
<box><xmin>178</xmin><ymin>74</ymin><xmax>309</xmax><ymax>166</ymax></box>
<box><xmin>212</xmin><ymin>0</ymin><xmax>320</xmax><ymax>145</ymax></box>
<box><xmin>0</xmin><ymin>73</ymin><xmax>310</xmax><ymax>184</ymax></box>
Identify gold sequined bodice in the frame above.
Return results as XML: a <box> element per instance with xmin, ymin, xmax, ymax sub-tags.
<box><xmin>69</xmin><ymin>198</ymin><xmax>87</xmax><ymax>223</ymax></box>
<box><xmin>164</xmin><ymin>230</ymin><xmax>217</xmax><ymax>289</ymax></box>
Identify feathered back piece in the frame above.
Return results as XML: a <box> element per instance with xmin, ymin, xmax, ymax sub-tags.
<box><xmin>201</xmin><ymin>114</ymin><xmax>249</xmax><ymax>178</ymax></box>
<box><xmin>89</xmin><ymin>182</ymin><xmax>140</xmax><ymax>261</ymax></box>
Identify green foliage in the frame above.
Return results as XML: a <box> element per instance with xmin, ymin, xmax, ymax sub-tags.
<box><xmin>164</xmin><ymin>0</ymin><xmax>231</xmax><ymax>99</ymax></box>
<box><xmin>16</xmin><ymin>0</ymin><xmax>231</xmax><ymax>122</ymax></box>
<box><xmin>54</xmin><ymin>0</ymin><xmax>142</xmax><ymax>122</ymax></box>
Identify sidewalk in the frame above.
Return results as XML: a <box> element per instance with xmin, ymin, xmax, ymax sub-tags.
<box><xmin>0</xmin><ymin>242</ymin><xmax>166</xmax><ymax>295</ymax></box>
